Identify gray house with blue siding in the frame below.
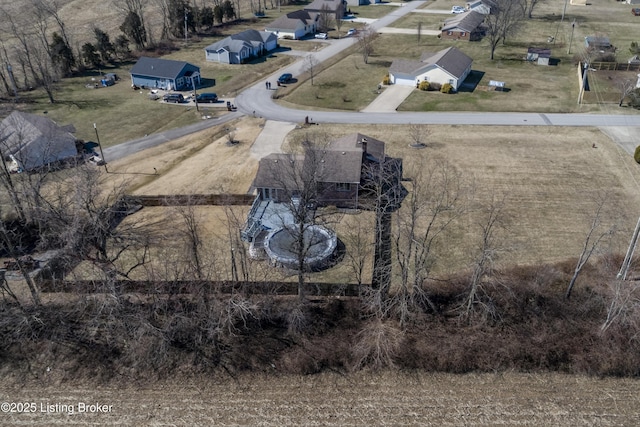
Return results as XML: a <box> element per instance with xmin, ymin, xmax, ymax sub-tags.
<box><xmin>130</xmin><ymin>57</ymin><xmax>201</xmax><ymax>91</ymax></box>
<box><xmin>205</xmin><ymin>29</ymin><xmax>278</xmax><ymax>64</ymax></box>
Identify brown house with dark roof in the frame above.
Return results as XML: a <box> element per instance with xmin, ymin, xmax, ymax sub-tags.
<box><xmin>441</xmin><ymin>10</ymin><xmax>485</xmax><ymax>41</ymax></box>
<box><xmin>242</xmin><ymin>133</ymin><xmax>405</xmax><ymax>241</ymax></box>
<box><xmin>304</xmin><ymin>0</ymin><xmax>346</xmax><ymax>20</ymax></box>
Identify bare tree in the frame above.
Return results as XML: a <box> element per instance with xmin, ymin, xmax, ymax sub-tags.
<box><xmin>342</xmin><ymin>214</ymin><xmax>373</xmax><ymax>287</ymax></box>
<box><xmin>484</xmin><ymin>0</ymin><xmax>526</xmax><ymax>60</ymax></box>
<box><xmin>335</xmin><ymin>13</ymin><xmax>344</xmax><ymax>38</ymax></box>
<box><xmin>601</xmin><ymin>279</ymin><xmax>640</xmax><ymax>334</ymax></box>
<box><xmin>521</xmin><ymin>0</ymin><xmax>546</xmax><ymax>19</ymax></box>
<box><xmin>0</xmin><ymin>215</ymin><xmax>41</xmax><ymax>306</ymax></box>
<box><xmin>5</xmin><ymin>9</ymin><xmax>58</xmax><ymax>102</ymax></box>
<box><xmin>260</xmin><ymin>136</ymin><xmax>332</xmax><ymax>301</ymax></box>
<box><xmin>356</xmin><ymin>25</ymin><xmax>377</xmax><ymax>64</ymax></box>
<box><xmin>617</xmin><ymin>78</ymin><xmax>636</xmax><ymax>107</ymax></box>
<box><xmin>393</xmin><ymin>160</ymin><xmax>469</xmax><ymax>326</ymax></box>
<box><xmin>461</xmin><ymin>193</ymin><xmax>507</xmax><ymax>323</ymax></box>
<box><xmin>304</xmin><ymin>54</ymin><xmax>320</xmax><ymax>86</ymax></box>
<box><xmin>318</xmin><ymin>5</ymin><xmax>334</xmax><ymax>33</ymax></box>
<box><xmin>407</xmin><ymin>123</ymin><xmax>431</xmax><ymax>148</ymax></box>
<box><xmin>34</xmin><ymin>166</ymin><xmax>151</xmax><ymax>283</ymax></box>
<box><xmin>565</xmin><ymin>195</ymin><xmax>617</xmax><ymax>300</ymax></box>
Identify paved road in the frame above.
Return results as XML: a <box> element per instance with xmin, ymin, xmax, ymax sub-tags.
<box><xmin>107</xmin><ymin>0</ymin><xmax>640</xmax><ymax>163</ymax></box>
<box><xmin>103</xmin><ymin>110</ymin><xmax>243</xmax><ymax>161</ymax></box>
<box><xmin>235</xmin><ymin>1</ymin><xmax>640</xmax><ymax>128</ymax></box>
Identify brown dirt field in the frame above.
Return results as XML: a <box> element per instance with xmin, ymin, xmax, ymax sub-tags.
<box><xmin>2</xmin><ymin>371</ymin><xmax>640</xmax><ymax>426</ymax></box>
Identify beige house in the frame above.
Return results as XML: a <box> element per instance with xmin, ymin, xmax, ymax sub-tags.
<box><xmin>389</xmin><ymin>47</ymin><xmax>473</xmax><ymax>91</ymax></box>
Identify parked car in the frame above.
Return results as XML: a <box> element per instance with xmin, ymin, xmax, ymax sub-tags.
<box><xmin>633</xmin><ymin>8</ymin><xmax>640</xmax><ymax>16</ymax></box>
<box><xmin>277</xmin><ymin>73</ymin><xmax>293</xmax><ymax>84</ymax></box>
<box><xmin>315</xmin><ymin>32</ymin><xmax>328</xmax><ymax>39</ymax></box>
<box><xmin>451</xmin><ymin>5</ymin><xmax>465</xmax><ymax>13</ymax></box>
<box><xmin>346</xmin><ymin>28</ymin><xmax>356</xmax><ymax>36</ymax></box>
<box><xmin>163</xmin><ymin>93</ymin><xmax>184</xmax><ymax>103</ymax></box>
<box><xmin>196</xmin><ymin>93</ymin><xmax>218</xmax><ymax>103</ymax></box>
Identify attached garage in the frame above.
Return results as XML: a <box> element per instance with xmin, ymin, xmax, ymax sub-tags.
<box><xmin>389</xmin><ymin>47</ymin><xmax>473</xmax><ymax>91</ymax></box>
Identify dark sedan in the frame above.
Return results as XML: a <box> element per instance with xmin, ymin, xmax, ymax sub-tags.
<box><xmin>196</xmin><ymin>93</ymin><xmax>218</xmax><ymax>103</ymax></box>
<box><xmin>277</xmin><ymin>73</ymin><xmax>293</xmax><ymax>84</ymax></box>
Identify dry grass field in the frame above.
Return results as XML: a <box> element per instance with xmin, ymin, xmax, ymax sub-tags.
<box><xmin>3</xmin><ymin>371</ymin><xmax>640</xmax><ymax>426</ymax></box>
<box><xmin>83</xmin><ymin>117</ymin><xmax>640</xmax><ymax>283</ymax></box>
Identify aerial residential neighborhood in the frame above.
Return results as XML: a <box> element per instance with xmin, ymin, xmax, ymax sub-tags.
<box><xmin>2</xmin><ymin>0</ymin><xmax>640</xmax><ymax>424</ymax></box>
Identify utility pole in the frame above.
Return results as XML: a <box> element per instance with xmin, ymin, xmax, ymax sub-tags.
<box><xmin>562</xmin><ymin>0</ymin><xmax>568</xmax><ymax>22</ymax></box>
<box><xmin>567</xmin><ymin>20</ymin><xmax>575</xmax><ymax>55</ymax></box>
<box><xmin>6</xmin><ymin>62</ymin><xmax>18</xmax><ymax>98</ymax></box>
<box><xmin>93</xmin><ymin>123</ymin><xmax>109</xmax><ymax>173</ymax></box>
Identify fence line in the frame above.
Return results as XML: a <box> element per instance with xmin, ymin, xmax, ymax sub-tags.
<box><xmin>124</xmin><ymin>194</ymin><xmax>254</xmax><ymax>207</ymax></box>
<box><xmin>590</xmin><ymin>62</ymin><xmax>640</xmax><ymax>72</ymax></box>
<box><xmin>38</xmin><ymin>279</ymin><xmax>363</xmax><ymax>296</ymax></box>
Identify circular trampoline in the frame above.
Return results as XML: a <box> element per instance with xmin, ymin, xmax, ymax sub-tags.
<box><xmin>264</xmin><ymin>224</ymin><xmax>337</xmax><ymax>271</ymax></box>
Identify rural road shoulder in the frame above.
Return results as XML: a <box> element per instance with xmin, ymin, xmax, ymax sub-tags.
<box><xmin>103</xmin><ymin>110</ymin><xmax>243</xmax><ymax>162</ymax></box>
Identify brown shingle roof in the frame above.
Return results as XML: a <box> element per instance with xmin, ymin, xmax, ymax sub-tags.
<box><xmin>442</xmin><ymin>10</ymin><xmax>485</xmax><ymax>32</ymax></box>
<box><xmin>253</xmin><ymin>133</ymin><xmax>387</xmax><ymax>188</ymax></box>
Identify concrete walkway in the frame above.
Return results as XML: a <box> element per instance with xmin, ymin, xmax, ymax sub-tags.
<box><xmin>250</xmin><ymin>120</ymin><xmax>297</xmax><ymax>159</ymax></box>
<box><xmin>412</xmin><ymin>9</ymin><xmax>454</xmax><ymax>14</ymax></box>
<box><xmin>361</xmin><ymin>85</ymin><xmax>415</xmax><ymax>113</ymax></box>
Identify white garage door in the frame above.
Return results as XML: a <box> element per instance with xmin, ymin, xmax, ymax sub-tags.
<box><xmin>391</xmin><ymin>74</ymin><xmax>416</xmax><ymax>86</ymax></box>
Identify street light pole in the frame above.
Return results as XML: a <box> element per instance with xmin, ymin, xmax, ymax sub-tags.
<box><xmin>93</xmin><ymin>123</ymin><xmax>108</xmax><ymax>173</ymax></box>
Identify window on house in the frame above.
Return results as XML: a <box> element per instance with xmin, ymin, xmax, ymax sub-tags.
<box><xmin>262</xmin><ymin>188</ymin><xmax>276</xmax><ymax>199</ymax></box>
<box><xmin>447</xmin><ymin>31</ymin><xmax>453</xmax><ymax>36</ymax></box>
<box><xmin>461</xmin><ymin>32</ymin><xmax>466</xmax><ymax>36</ymax></box>
<box><xmin>336</xmin><ymin>183</ymin><xmax>351</xmax><ymax>192</ymax></box>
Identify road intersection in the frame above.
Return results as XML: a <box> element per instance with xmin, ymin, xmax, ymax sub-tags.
<box><xmin>106</xmin><ymin>1</ymin><xmax>640</xmax><ymax>162</ymax></box>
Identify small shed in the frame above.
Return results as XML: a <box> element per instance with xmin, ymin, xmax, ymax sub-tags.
<box><xmin>527</xmin><ymin>47</ymin><xmax>551</xmax><ymax>66</ymax></box>
<box><xmin>585</xmin><ymin>35</ymin><xmax>613</xmax><ymax>52</ymax></box>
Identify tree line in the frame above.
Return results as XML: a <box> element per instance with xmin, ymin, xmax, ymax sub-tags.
<box><xmin>0</xmin><ymin>0</ymin><xmax>250</xmax><ymax>102</ymax></box>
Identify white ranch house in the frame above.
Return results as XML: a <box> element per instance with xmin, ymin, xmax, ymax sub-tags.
<box><xmin>389</xmin><ymin>47</ymin><xmax>473</xmax><ymax>91</ymax></box>
<box><xmin>264</xmin><ymin>10</ymin><xmax>319</xmax><ymax>40</ymax></box>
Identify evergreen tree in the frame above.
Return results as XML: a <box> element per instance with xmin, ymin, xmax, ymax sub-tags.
<box><xmin>94</xmin><ymin>28</ymin><xmax>115</xmax><ymax>64</ymax></box>
<box><xmin>82</xmin><ymin>43</ymin><xmax>102</xmax><ymax>69</ymax></box>
<box><xmin>222</xmin><ymin>0</ymin><xmax>235</xmax><ymax>22</ymax></box>
<box><xmin>114</xmin><ymin>35</ymin><xmax>132</xmax><ymax>60</ymax></box>
<box><xmin>49</xmin><ymin>32</ymin><xmax>75</xmax><ymax>76</ymax></box>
